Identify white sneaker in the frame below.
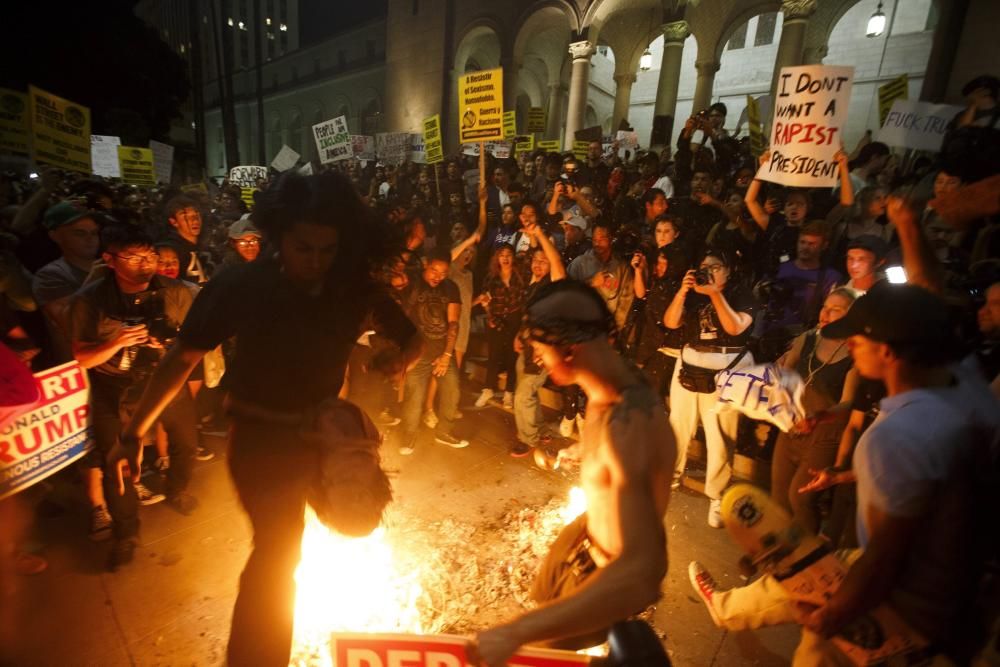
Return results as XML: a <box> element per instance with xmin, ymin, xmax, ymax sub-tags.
<box><xmin>502</xmin><ymin>391</ymin><xmax>513</xmax><ymax>409</ymax></box>
<box><xmin>708</xmin><ymin>498</ymin><xmax>724</xmax><ymax>528</ymax></box>
<box><xmin>135</xmin><ymin>482</ymin><xmax>166</xmax><ymax>506</ymax></box>
<box><xmin>422</xmin><ymin>410</ymin><xmax>439</xmax><ymax>429</ymax></box>
<box><xmin>559</xmin><ymin>416</ymin><xmax>575</xmax><ymax>438</ymax></box>
<box><xmin>474</xmin><ymin>388</ymin><xmax>494</xmax><ymax>408</ymax></box>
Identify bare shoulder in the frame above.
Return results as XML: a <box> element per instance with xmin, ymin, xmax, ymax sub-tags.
<box><xmin>602</xmin><ymin>383</ymin><xmax>676</xmax><ymax>478</ymax></box>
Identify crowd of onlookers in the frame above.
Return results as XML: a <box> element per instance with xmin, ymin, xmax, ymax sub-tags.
<box><xmin>1</xmin><ymin>75</ymin><xmax>999</xmax><ymax>659</ymax></box>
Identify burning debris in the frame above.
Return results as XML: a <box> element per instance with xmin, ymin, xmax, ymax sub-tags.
<box><xmin>290</xmin><ymin>488</ymin><xmax>587</xmax><ymax>666</ymax></box>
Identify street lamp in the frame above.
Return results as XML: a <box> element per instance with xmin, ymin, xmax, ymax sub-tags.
<box><xmin>866</xmin><ymin>1</ymin><xmax>886</xmax><ymax>38</ymax></box>
<box><xmin>639</xmin><ymin>48</ymin><xmax>653</xmax><ymax>71</ymax></box>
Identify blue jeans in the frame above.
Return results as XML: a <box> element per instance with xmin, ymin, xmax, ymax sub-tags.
<box><xmin>514</xmin><ymin>353</ymin><xmax>547</xmax><ymax>446</ymax></box>
<box><xmin>401</xmin><ymin>355</ymin><xmax>459</xmax><ymax>439</ymax></box>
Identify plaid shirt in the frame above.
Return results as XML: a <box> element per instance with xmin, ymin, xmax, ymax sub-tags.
<box><xmin>482</xmin><ymin>267</ymin><xmax>527</xmax><ymax>328</ymax></box>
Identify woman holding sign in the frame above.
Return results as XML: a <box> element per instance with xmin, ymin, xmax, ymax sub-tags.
<box><xmin>663</xmin><ymin>248</ymin><xmax>757</xmax><ymax>527</ymax></box>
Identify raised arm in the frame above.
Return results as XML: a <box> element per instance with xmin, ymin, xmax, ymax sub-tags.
<box><xmin>476</xmin><ymin>184</ymin><xmax>488</xmax><ymax>240</ymax></box>
<box><xmin>663</xmin><ymin>271</ymin><xmax>692</xmax><ymax>330</ymax></box>
<box><xmin>744</xmin><ymin>151</ymin><xmax>772</xmax><ymax>231</ymax></box>
<box><xmin>835</xmin><ymin>148</ymin><xmax>854</xmax><ymax>207</ymax></box>
<box><xmin>887</xmin><ymin>194</ymin><xmax>944</xmax><ymax>294</ymax></box>
<box><xmin>450</xmin><ymin>230</ymin><xmax>480</xmax><ymax>262</ymax></box>
<box><xmin>525</xmin><ymin>221</ymin><xmax>566</xmax><ymax>281</ymax></box>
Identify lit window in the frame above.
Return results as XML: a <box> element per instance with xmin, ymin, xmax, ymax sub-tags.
<box><xmin>279</xmin><ymin>23</ymin><xmax>287</xmax><ymax>31</ymax></box>
<box><xmin>227</xmin><ymin>17</ymin><xmax>234</xmax><ymax>27</ymax></box>
<box><xmin>238</xmin><ymin>21</ymin><xmax>245</xmax><ymax>30</ymax></box>
<box><xmin>266</xmin><ymin>17</ymin><xmax>271</xmax><ymax>25</ymax></box>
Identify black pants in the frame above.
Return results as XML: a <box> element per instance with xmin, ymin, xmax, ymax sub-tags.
<box><xmin>562</xmin><ymin>384</ymin><xmax>587</xmax><ymax>420</ymax></box>
<box><xmin>484</xmin><ymin>314</ymin><xmax>520</xmax><ymax>391</ymax></box>
<box><xmin>90</xmin><ymin>374</ymin><xmax>197</xmax><ymax>539</ymax></box>
<box><xmin>226</xmin><ymin>419</ymin><xmax>319</xmax><ymax>667</ymax></box>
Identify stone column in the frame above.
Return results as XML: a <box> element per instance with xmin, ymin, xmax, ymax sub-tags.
<box><xmin>611</xmin><ymin>72</ymin><xmax>637</xmax><ymax>132</ymax></box>
<box><xmin>650</xmin><ymin>20</ymin><xmax>689</xmax><ymax>146</ymax></box>
<box><xmin>691</xmin><ymin>60</ymin><xmax>720</xmax><ymax>114</ymax></box>
<box><xmin>502</xmin><ymin>58</ymin><xmax>520</xmax><ymax>118</ymax></box>
<box><xmin>564</xmin><ymin>40</ymin><xmax>596</xmax><ymax>150</ymax></box>
<box><xmin>802</xmin><ymin>44</ymin><xmax>828</xmax><ymax>65</ymax></box>
<box><xmin>545</xmin><ymin>82</ymin><xmax>564</xmax><ymax>141</ymax></box>
<box><xmin>769</xmin><ymin>0</ymin><xmax>818</xmax><ymax>96</ymax></box>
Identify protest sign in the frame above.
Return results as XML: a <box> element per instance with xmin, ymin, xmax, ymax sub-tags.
<box><xmin>229</xmin><ymin>165</ymin><xmax>268</xmax><ymax>206</ymax></box>
<box><xmin>746</xmin><ymin>94</ymin><xmax>765</xmax><ymax>157</ymax></box>
<box><xmin>312</xmin><ymin>115</ymin><xmax>352</xmax><ymax>164</ymax></box>
<box><xmin>876</xmin><ymin>99</ymin><xmax>963</xmax><ymax>153</ymax></box>
<box><xmin>760</xmin><ymin>65</ymin><xmax>854</xmax><ymax>188</ymax></box>
<box><xmin>90</xmin><ymin>135</ymin><xmax>121</xmax><ymax>178</ymax></box>
<box><xmin>351</xmin><ymin>135</ymin><xmax>375</xmax><ymax>160</ymax></box>
<box><xmin>149</xmin><ymin>140</ymin><xmax>174</xmax><ymax>184</ymax></box>
<box><xmin>117</xmin><ymin>146</ymin><xmax>156</xmax><ymax>186</ymax></box>
<box><xmin>460</xmin><ymin>141</ymin><xmax>510</xmax><ymax>158</ymax></box>
<box><xmin>513</xmin><ymin>134</ymin><xmax>534</xmax><ymax>155</ymax></box>
<box><xmin>422</xmin><ymin>114</ymin><xmax>444</xmax><ymax>164</ymax></box>
<box><xmin>376</xmin><ymin>132</ymin><xmax>412</xmax><ymax>165</ymax></box>
<box><xmin>180</xmin><ymin>182</ymin><xmax>208</xmax><ymax>195</ymax></box>
<box><xmin>537</xmin><ymin>139</ymin><xmax>561</xmax><ymax>153</ymax></box>
<box><xmin>458</xmin><ymin>67</ymin><xmax>503</xmax><ymax>143</ymax></box>
<box><xmin>0</xmin><ymin>88</ymin><xmax>30</xmax><ymax>156</ymax></box>
<box><xmin>29</xmin><ymin>85</ymin><xmax>91</xmax><ymax>173</ymax></box>
<box><xmin>270</xmin><ymin>144</ymin><xmax>300</xmax><ymax>172</ymax></box>
<box><xmin>877</xmin><ymin>73</ymin><xmax>908</xmax><ymax>128</ymax></box>
<box><xmin>1</xmin><ymin>362</ymin><xmax>92</xmax><ymax>500</ymax></box>
<box><xmin>409</xmin><ymin>133</ymin><xmax>427</xmax><ymax>164</ymax></box>
<box><xmin>298</xmin><ymin>162</ymin><xmax>313</xmax><ymax>176</ymax></box>
<box><xmin>330</xmin><ymin>633</ymin><xmax>589</xmax><ymax>667</ymax></box>
<box><xmin>572</xmin><ymin>140</ymin><xmax>589</xmax><ymax>161</ymax></box>
<box><xmin>503</xmin><ymin>110</ymin><xmax>516</xmax><ymax>138</ymax></box>
<box><xmin>526</xmin><ymin>107</ymin><xmax>546</xmax><ymax>133</ymax></box>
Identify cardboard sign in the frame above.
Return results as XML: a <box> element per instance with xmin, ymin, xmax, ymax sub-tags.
<box><xmin>502</xmin><ymin>110</ymin><xmax>516</xmax><ymax>138</ymax></box>
<box><xmin>0</xmin><ymin>88</ymin><xmax>30</xmax><ymax>156</ymax></box>
<box><xmin>760</xmin><ymin>65</ymin><xmax>854</xmax><ymax>187</ymax></box>
<box><xmin>409</xmin><ymin>133</ymin><xmax>427</xmax><ymax>164</ymax></box>
<box><xmin>537</xmin><ymin>139</ymin><xmax>561</xmax><ymax>153</ymax></box>
<box><xmin>351</xmin><ymin>135</ymin><xmax>375</xmax><ymax>160</ymax></box>
<box><xmin>1</xmin><ymin>362</ymin><xmax>92</xmax><ymax>500</ymax></box>
<box><xmin>746</xmin><ymin>94</ymin><xmax>765</xmax><ymax>157</ymax></box>
<box><xmin>90</xmin><ymin>135</ymin><xmax>121</xmax><ymax>178</ymax></box>
<box><xmin>572</xmin><ymin>140</ymin><xmax>589</xmax><ymax>161</ymax></box>
<box><xmin>458</xmin><ymin>67</ymin><xmax>503</xmax><ymax>142</ymax></box>
<box><xmin>460</xmin><ymin>141</ymin><xmax>509</xmax><ymax>158</ymax></box>
<box><xmin>716</xmin><ymin>364</ymin><xmax>806</xmax><ymax>433</ymax></box>
<box><xmin>313</xmin><ymin>115</ymin><xmax>352</xmax><ymax>164</ymax></box>
<box><xmin>298</xmin><ymin>162</ymin><xmax>314</xmax><ymax>176</ymax></box>
<box><xmin>117</xmin><ymin>146</ymin><xmax>156</xmax><ymax>186</ymax></box>
<box><xmin>149</xmin><ymin>140</ymin><xmax>174</xmax><ymax>184</ymax></box>
<box><xmin>270</xmin><ymin>144</ymin><xmax>300</xmax><ymax>172</ymax></box>
<box><xmin>877</xmin><ymin>74</ymin><xmax>908</xmax><ymax>128</ymax></box>
<box><xmin>526</xmin><ymin>107</ymin><xmax>546</xmax><ymax>133</ymax></box>
<box><xmin>876</xmin><ymin>99</ymin><xmax>963</xmax><ymax>153</ymax></box>
<box><xmin>29</xmin><ymin>85</ymin><xmax>91</xmax><ymax>173</ymax></box>
<box><xmin>376</xmin><ymin>132</ymin><xmax>411</xmax><ymax>165</ymax></box>
<box><xmin>229</xmin><ymin>165</ymin><xmax>268</xmax><ymax>207</ymax></box>
<box><xmin>422</xmin><ymin>115</ymin><xmax>443</xmax><ymax>164</ymax></box>
<box><xmin>513</xmin><ymin>134</ymin><xmax>534</xmax><ymax>154</ymax></box>
<box><xmin>330</xmin><ymin>633</ymin><xmax>589</xmax><ymax>667</ymax></box>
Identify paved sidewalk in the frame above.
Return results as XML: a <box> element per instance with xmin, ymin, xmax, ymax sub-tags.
<box><xmin>3</xmin><ymin>401</ymin><xmax>799</xmax><ymax>666</ymax></box>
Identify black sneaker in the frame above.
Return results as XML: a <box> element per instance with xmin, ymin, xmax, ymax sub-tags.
<box><xmin>194</xmin><ymin>444</ymin><xmax>215</xmax><ymax>461</ymax></box>
<box><xmin>167</xmin><ymin>492</ymin><xmax>199</xmax><ymax>515</ymax></box>
<box><xmin>509</xmin><ymin>442</ymin><xmax>533</xmax><ymax>458</ymax></box>
<box><xmin>434</xmin><ymin>432</ymin><xmax>470</xmax><ymax>449</ymax></box>
<box><xmin>89</xmin><ymin>505</ymin><xmax>113</xmax><ymax>542</ymax></box>
<box><xmin>108</xmin><ymin>538</ymin><xmax>136</xmax><ymax>572</ymax></box>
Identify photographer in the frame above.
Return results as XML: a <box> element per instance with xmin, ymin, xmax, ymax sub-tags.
<box><xmin>69</xmin><ymin>224</ymin><xmax>200</xmax><ymax>569</ymax></box>
<box><xmin>664</xmin><ymin>248</ymin><xmax>756</xmax><ymax>527</ymax></box>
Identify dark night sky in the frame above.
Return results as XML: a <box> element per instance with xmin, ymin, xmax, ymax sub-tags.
<box><xmin>299</xmin><ymin>0</ymin><xmax>388</xmax><ymax>45</ymax></box>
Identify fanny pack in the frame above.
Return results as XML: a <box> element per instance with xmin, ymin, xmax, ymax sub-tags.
<box><xmin>678</xmin><ymin>348</ymin><xmax>748</xmax><ymax>394</ymax></box>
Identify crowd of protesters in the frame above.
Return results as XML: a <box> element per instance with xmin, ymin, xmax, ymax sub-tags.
<box><xmin>1</xmin><ymin>72</ymin><xmax>999</xmax><ymax>665</ymax></box>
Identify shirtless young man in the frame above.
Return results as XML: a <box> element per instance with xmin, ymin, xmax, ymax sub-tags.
<box><xmin>473</xmin><ymin>280</ymin><xmax>677</xmax><ymax>666</ymax></box>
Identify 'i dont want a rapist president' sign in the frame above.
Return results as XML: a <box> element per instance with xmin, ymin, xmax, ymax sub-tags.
<box><xmin>758</xmin><ymin>65</ymin><xmax>854</xmax><ymax>188</ymax></box>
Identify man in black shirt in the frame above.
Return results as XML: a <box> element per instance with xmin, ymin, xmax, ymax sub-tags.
<box><xmin>164</xmin><ymin>195</ymin><xmax>210</xmax><ymax>284</ymax></box>
<box><xmin>118</xmin><ymin>172</ymin><xmax>421</xmax><ymax>667</ymax></box>
<box><xmin>397</xmin><ymin>249</ymin><xmax>467</xmax><ymax>454</ymax></box>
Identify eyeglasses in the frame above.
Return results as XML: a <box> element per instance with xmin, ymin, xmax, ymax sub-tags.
<box><xmin>235</xmin><ymin>238</ymin><xmax>260</xmax><ymax>247</ymax></box>
<box><xmin>700</xmin><ymin>263</ymin><xmax>724</xmax><ymax>273</ymax></box>
<box><xmin>115</xmin><ymin>253</ymin><xmax>159</xmax><ymax>267</ymax></box>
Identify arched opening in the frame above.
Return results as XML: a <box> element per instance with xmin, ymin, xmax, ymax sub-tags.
<box><xmin>361</xmin><ymin>97</ymin><xmax>382</xmax><ymax>135</ymax></box>
<box><xmin>512</xmin><ymin>6</ymin><xmax>573</xmax><ymax>139</ymax></box>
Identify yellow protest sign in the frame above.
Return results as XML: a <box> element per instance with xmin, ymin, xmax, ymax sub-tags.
<box><xmin>537</xmin><ymin>139</ymin><xmax>561</xmax><ymax>153</ymax></box>
<box><xmin>746</xmin><ymin>95</ymin><xmax>764</xmax><ymax>157</ymax></box>
<box><xmin>117</xmin><ymin>146</ymin><xmax>156</xmax><ymax>186</ymax></box>
<box><xmin>513</xmin><ymin>134</ymin><xmax>534</xmax><ymax>155</ymax></box>
<box><xmin>422</xmin><ymin>114</ymin><xmax>444</xmax><ymax>164</ymax></box>
<box><xmin>29</xmin><ymin>86</ymin><xmax>91</xmax><ymax>173</ymax></box>
<box><xmin>572</xmin><ymin>140</ymin><xmax>589</xmax><ymax>161</ymax></box>
<box><xmin>503</xmin><ymin>110</ymin><xmax>516</xmax><ymax>139</ymax></box>
<box><xmin>458</xmin><ymin>68</ymin><xmax>503</xmax><ymax>143</ymax></box>
<box><xmin>526</xmin><ymin>107</ymin><xmax>546</xmax><ymax>133</ymax></box>
<box><xmin>878</xmin><ymin>74</ymin><xmax>908</xmax><ymax>128</ymax></box>
<box><xmin>0</xmin><ymin>89</ymin><xmax>30</xmax><ymax>156</ymax></box>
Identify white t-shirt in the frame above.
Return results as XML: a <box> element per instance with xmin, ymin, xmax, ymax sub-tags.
<box><xmin>652</xmin><ymin>175</ymin><xmax>674</xmax><ymax>199</ymax></box>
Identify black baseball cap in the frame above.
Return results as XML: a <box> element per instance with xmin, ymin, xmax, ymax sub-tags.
<box><xmin>846</xmin><ymin>234</ymin><xmax>888</xmax><ymax>260</ymax></box>
<box><xmin>823</xmin><ymin>283</ymin><xmax>952</xmax><ymax>345</ymax></box>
